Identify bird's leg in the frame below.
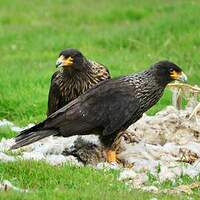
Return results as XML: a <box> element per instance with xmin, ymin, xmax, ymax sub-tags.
<box><xmin>100</xmin><ymin>134</ymin><xmax>119</xmax><ymax>163</ymax></box>
<box><xmin>105</xmin><ymin>148</ymin><xmax>117</xmax><ymax>163</ymax></box>
<box><xmin>105</xmin><ymin>133</ymin><xmax>124</xmax><ymax>163</ymax></box>
<box><xmin>109</xmin><ymin>131</ymin><xmax>135</xmax><ymax>164</ymax></box>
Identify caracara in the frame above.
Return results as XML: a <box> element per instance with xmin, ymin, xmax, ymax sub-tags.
<box><xmin>12</xmin><ymin>61</ymin><xmax>187</xmax><ymax>162</ymax></box>
<box><xmin>47</xmin><ymin>48</ymin><xmax>111</xmax><ymax>116</ymax></box>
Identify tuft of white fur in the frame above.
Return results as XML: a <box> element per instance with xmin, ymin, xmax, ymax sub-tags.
<box><xmin>0</xmin><ymin>180</ymin><xmax>29</xmax><ymax>192</ymax></box>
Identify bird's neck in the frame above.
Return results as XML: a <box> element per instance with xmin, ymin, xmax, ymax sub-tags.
<box><xmin>132</xmin><ymin>70</ymin><xmax>166</xmax><ymax>112</ymax></box>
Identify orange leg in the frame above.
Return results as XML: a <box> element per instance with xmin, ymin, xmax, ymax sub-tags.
<box><xmin>106</xmin><ymin>149</ymin><xmax>117</xmax><ymax>163</ymax></box>
<box><xmin>106</xmin><ymin>149</ymin><xmax>134</xmax><ymax>166</ymax></box>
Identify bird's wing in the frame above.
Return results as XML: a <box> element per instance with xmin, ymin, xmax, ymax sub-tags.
<box><xmin>45</xmin><ymin>79</ymin><xmax>139</xmax><ymax>136</ymax></box>
<box><xmin>12</xmin><ymin>78</ymin><xmax>139</xmax><ymax>149</ymax></box>
<box><xmin>89</xmin><ymin>60</ymin><xmax>111</xmax><ymax>80</ymax></box>
<box><xmin>47</xmin><ymin>71</ymin><xmax>62</xmax><ymax>116</ymax></box>
<box><xmin>81</xmin><ymin>80</ymin><xmax>139</xmax><ymax>136</ymax></box>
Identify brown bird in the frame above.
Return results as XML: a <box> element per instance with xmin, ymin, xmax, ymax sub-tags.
<box><xmin>11</xmin><ymin>61</ymin><xmax>187</xmax><ymax>163</ymax></box>
<box><xmin>47</xmin><ymin>48</ymin><xmax>111</xmax><ymax>116</ymax></box>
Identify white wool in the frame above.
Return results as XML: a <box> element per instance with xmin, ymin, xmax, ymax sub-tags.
<box><xmin>182</xmin><ymin>166</ymin><xmax>199</xmax><ymax>178</ymax></box>
<box><xmin>22</xmin><ymin>152</ymin><xmax>45</xmax><ymax>161</ymax></box>
<box><xmin>132</xmin><ymin>173</ymin><xmax>148</xmax><ymax>188</ymax></box>
<box><xmin>192</xmin><ymin>159</ymin><xmax>200</xmax><ymax>171</ymax></box>
<box><xmin>131</xmin><ymin>159</ymin><xmax>159</xmax><ymax>174</ymax></box>
<box><xmin>158</xmin><ymin>165</ymin><xmax>178</xmax><ymax>182</ymax></box>
<box><xmin>0</xmin><ymin>180</ymin><xmax>29</xmax><ymax>192</ymax></box>
<box><xmin>0</xmin><ymin>119</ymin><xmax>13</xmax><ymax>127</ymax></box>
<box><xmin>0</xmin><ymin>152</ymin><xmax>15</xmax><ymax>162</ymax></box>
<box><xmin>118</xmin><ymin>169</ymin><xmax>137</xmax><ymax>181</ymax></box>
<box><xmin>46</xmin><ymin>155</ymin><xmax>81</xmax><ymax>166</ymax></box>
<box><xmin>21</xmin><ymin>135</ymin><xmax>100</xmax><ymax>156</ymax></box>
<box><xmin>80</xmin><ymin>135</ymin><xmax>100</xmax><ymax>145</ymax></box>
<box><xmin>142</xmin><ymin>186</ymin><xmax>159</xmax><ymax>193</ymax></box>
<box><xmin>96</xmin><ymin>162</ymin><xmax>120</xmax><ymax>170</ymax></box>
<box><xmin>0</xmin><ymin>138</ymin><xmax>15</xmax><ymax>151</ymax></box>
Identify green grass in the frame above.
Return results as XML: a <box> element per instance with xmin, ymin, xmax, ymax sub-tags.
<box><xmin>1</xmin><ymin>0</ymin><xmax>200</xmax><ymax>199</ymax></box>
<box><xmin>0</xmin><ymin>0</ymin><xmax>200</xmax><ymax>125</ymax></box>
<box><xmin>0</xmin><ymin>161</ymin><xmax>198</xmax><ymax>200</ymax></box>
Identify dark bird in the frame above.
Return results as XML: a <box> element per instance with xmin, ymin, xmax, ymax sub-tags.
<box><xmin>11</xmin><ymin>61</ymin><xmax>187</xmax><ymax>162</ymax></box>
<box><xmin>47</xmin><ymin>48</ymin><xmax>111</xmax><ymax>116</ymax></box>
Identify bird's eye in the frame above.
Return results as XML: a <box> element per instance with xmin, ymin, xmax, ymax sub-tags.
<box><xmin>169</xmin><ymin>67</ymin><xmax>174</xmax><ymax>72</ymax></box>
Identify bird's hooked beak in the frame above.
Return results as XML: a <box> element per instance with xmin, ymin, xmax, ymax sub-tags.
<box><xmin>56</xmin><ymin>55</ymin><xmax>74</xmax><ymax>68</ymax></box>
<box><xmin>170</xmin><ymin>71</ymin><xmax>187</xmax><ymax>82</ymax></box>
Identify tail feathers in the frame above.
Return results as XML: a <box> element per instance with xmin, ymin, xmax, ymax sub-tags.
<box><xmin>16</xmin><ymin>121</ymin><xmax>46</xmax><ymax>139</ymax></box>
<box><xmin>11</xmin><ymin>129</ymin><xmax>57</xmax><ymax>150</ymax></box>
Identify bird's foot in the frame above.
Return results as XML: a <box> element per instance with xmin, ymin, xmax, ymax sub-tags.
<box><xmin>106</xmin><ymin>149</ymin><xmax>133</xmax><ymax>168</ymax></box>
<box><xmin>106</xmin><ymin>149</ymin><xmax>117</xmax><ymax>163</ymax></box>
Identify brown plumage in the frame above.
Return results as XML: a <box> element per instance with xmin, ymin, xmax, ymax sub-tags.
<box><xmin>11</xmin><ymin>61</ymin><xmax>187</xmax><ymax>161</ymax></box>
<box><xmin>62</xmin><ymin>137</ymin><xmax>106</xmax><ymax>165</ymax></box>
<box><xmin>47</xmin><ymin>48</ymin><xmax>111</xmax><ymax>116</ymax></box>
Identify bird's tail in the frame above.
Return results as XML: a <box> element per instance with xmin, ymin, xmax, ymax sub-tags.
<box><xmin>11</xmin><ymin>122</ymin><xmax>58</xmax><ymax>150</ymax></box>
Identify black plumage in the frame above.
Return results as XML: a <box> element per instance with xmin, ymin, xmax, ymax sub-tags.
<box><xmin>11</xmin><ymin>61</ymin><xmax>187</xmax><ymax>154</ymax></box>
<box><xmin>47</xmin><ymin>48</ymin><xmax>111</xmax><ymax>116</ymax></box>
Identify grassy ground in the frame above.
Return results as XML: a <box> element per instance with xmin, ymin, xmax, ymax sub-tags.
<box><xmin>0</xmin><ymin>0</ymin><xmax>200</xmax><ymax>125</ymax></box>
<box><xmin>1</xmin><ymin>161</ymin><xmax>200</xmax><ymax>200</ymax></box>
<box><xmin>1</xmin><ymin>0</ymin><xmax>200</xmax><ymax>199</ymax></box>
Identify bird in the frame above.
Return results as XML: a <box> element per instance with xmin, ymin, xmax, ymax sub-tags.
<box><xmin>11</xmin><ymin>61</ymin><xmax>187</xmax><ymax>163</ymax></box>
<box><xmin>47</xmin><ymin>48</ymin><xmax>111</xmax><ymax>116</ymax></box>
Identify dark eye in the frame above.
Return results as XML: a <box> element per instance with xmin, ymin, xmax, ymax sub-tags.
<box><xmin>169</xmin><ymin>67</ymin><xmax>174</xmax><ymax>72</ymax></box>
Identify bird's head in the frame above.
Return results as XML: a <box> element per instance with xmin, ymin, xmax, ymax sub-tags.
<box><xmin>56</xmin><ymin>48</ymin><xmax>85</xmax><ymax>70</ymax></box>
<box><xmin>152</xmin><ymin>60</ymin><xmax>187</xmax><ymax>85</ymax></box>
